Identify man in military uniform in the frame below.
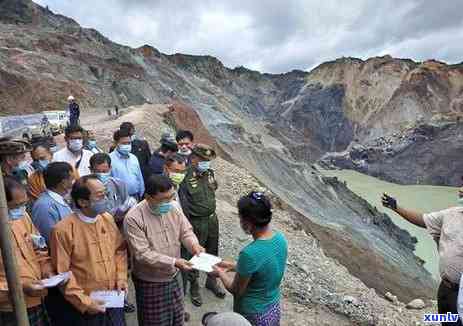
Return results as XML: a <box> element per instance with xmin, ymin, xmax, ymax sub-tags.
<box><xmin>0</xmin><ymin>137</ymin><xmax>32</xmax><ymax>186</ymax></box>
<box><xmin>179</xmin><ymin>144</ymin><xmax>225</xmax><ymax>306</ymax></box>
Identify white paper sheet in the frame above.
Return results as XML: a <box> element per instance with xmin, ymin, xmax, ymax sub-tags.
<box><xmin>90</xmin><ymin>291</ymin><xmax>125</xmax><ymax>308</ymax></box>
<box><xmin>189</xmin><ymin>253</ymin><xmax>222</xmax><ymax>273</ymax></box>
<box><xmin>41</xmin><ymin>272</ymin><xmax>70</xmax><ymax>288</ymax></box>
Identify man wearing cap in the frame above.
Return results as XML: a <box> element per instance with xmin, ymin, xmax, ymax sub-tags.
<box><xmin>0</xmin><ymin>137</ymin><xmax>32</xmax><ymax>186</ymax></box>
<box><xmin>67</xmin><ymin>95</ymin><xmax>80</xmax><ymax>126</ymax></box>
<box><xmin>148</xmin><ymin>133</ymin><xmax>178</xmax><ymax>177</ymax></box>
<box><xmin>178</xmin><ymin>144</ymin><xmax>225</xmax><ymax>306</ymax></box>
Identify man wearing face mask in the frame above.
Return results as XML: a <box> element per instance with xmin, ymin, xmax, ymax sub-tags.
<box><xmin>382</xmin><ymin>187</ymin><xmax>463</xmax><ymax>326</ymax></box>
<box><xmin>124</xmin><ymin>175</ymin><xmax>204</xmax><ymax>326</ymax></box>
<box><xmin>120</xmin><ymin>122</ymin><xmax>151</xmax><ymax>181</ymax></box>
<box><xmin>0</xmin><ymin>177</ymin><xmax>54</xmax><ymax>326</ymax></box>
<box><xmin>31</xmin><ymin>162</ymin><xmax>74</xmax><ymax>243</ymax></box>
<box><xmin>176</xmin><ymin>130</ymin><xmax>194</xmax><ymax>165</ymax></box>
<box><xmin>28</xmin><ymin>143</ymin><xmax>53</xmax><ymax>201</ymax></box>
<box><xmin>0</xmin><ymin>137</ymin><xmax>32</xmax><ymax>186</ymax></box>
<box><xmin>109</xmin><ymin>128</ymin><xmax>145</xmax><ymax>201</ymax></box>
<box><xmin>178</xmin><ymin>144</ymin><xmax>225</xmax><ymax>306</ymax></box>
<box><xmin>148</xmin><ymin>133</ymin><xmax>178</xmax><ymax>178</ymax></box>
<box><xmin>84</xmin><ymin>130</ymin><xmax>103</xmax><ymax>154</ymax></box>
<box><xmin>90</xmin><ymin>153</ymin><xmax>137</xmax><ymax>227</ymax></box>
<box><xmin>164</xmin><ymin>153</ymin><xmax>187</xmax><ymax>203</ymax></box>
<box><xmin>50</xmin><ymin>175</ymin><xmax>128</xmax><ymax>325</ymax></box>
<box><xmin>53</xmin><ymin>125</ymin><xmax>92</xmax><ymax>177</ymax></box>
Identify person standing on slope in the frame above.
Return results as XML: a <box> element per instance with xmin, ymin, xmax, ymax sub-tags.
<box><xmin>382</xmin><ymin>187</ymin><xmax>463</xmax><ymax>326</ymax></box>
<box><xmin>67</xmin><ymin>95</ymin><xmax>80</xmax><ymax>126</ymax></box>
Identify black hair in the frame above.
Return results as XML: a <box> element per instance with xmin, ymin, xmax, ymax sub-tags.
<box><xmin>160</xmin><ymin>143</ymin><xmax>178</xmax><ymax>153</ymax></box>
<box><xmin>165</xmin><ymin>153</ymin><xmax>186</xmax><ymax>166</ymax></box>
<box><xmin>90</xmin><ymin>153</ymin><xmax>111</xmax><ymax>169</ymax></box>
<box><xmin>113</xmin><ymin>128</ymin><xmax>131</xmax><ymax>142</ymax></box>
<box><xmin>145</xmin><ymin>175</ymin><xmax>173</xmax><ymax>196</ymax></box>
<box><xmin>31</xmin><ymin>143</ymin><xmax>51</xmax><ymax>155</ymax></box>
<box><xmin>237</xmin><ymin>192</ymin><xmax>273</xmax><ymax>228</ymax></box>
<box><xmin>71</xmin><ymin>174</ymin><xmax>99</xmax><ymax>209</ymax></box>
<box><xmin>176</xmin><ymin>130</ymin><xmax>194</xmax><ymax>142</ymax></box>
<box><xmin>44</xmin><ymin>162</ymin><xmax>73</xmax><ymax>190</ymax></box>
<box><xmin>120</xmin><ymin>122</ymin><xmax>134</xmax><ymax>132</ymax></box>
<box><xmin>4</xmin><ymin>176</ymin><xmax>25</xmax><ymax>202</ymax></box>
<box><xmin>65</xmin><ymin>124</ymin><xmax>84</xmax><ymax>137</ymax></box>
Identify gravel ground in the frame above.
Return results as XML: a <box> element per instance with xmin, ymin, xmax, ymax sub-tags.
<box><xmin>78</xmin><ymin>105</ymin><xmax>438</xmax><ymax>325</ymax></box>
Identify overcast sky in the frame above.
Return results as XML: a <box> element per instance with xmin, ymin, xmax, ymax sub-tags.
<box><xmin>33</xmin><ymin>0</ymin><xmax>463</xmax><ymax>73</ymax></box>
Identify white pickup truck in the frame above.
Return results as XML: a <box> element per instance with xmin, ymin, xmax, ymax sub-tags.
<box><xmin>42</xmin><ymin>110</ymin><xmax>68</xmax><ymax>135</ymax></box>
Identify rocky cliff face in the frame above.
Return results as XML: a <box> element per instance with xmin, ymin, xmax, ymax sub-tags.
<box><xmin>0</xmin><ymin>0</ymin><xmax>450</xmax><ymax>301</ymax></box>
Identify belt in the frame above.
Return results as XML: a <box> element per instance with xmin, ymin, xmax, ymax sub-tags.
<box><xmin>441</xmin><ymin>277</ymin><xmax>459</xmax><ymax>290</ymax></box>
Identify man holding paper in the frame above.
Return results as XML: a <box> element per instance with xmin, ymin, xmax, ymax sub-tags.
<box><xmin>124</xmin><ymin>175</ymin><xmax>204</xmax><ymax>326</ymax></box>
<box><xmin>50</xmin><ymin>175</ymin><xmax>128</xmax><ymax>325</ymax></box>
<box><xmin>0</xmin><ymin>177</ymin><xmax>54</xmax><ymax>326</ymax></box>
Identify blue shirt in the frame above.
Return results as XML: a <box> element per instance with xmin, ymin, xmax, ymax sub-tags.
<box><xmin>31</xmin><ymin>191</ymin><xmax>73</xmax><ymax>243</ymax></box>
<box><xmin>148</xmin><ymin>151</ymin><xmax>166</xmax><ymax>176</ymax></box>
<box><xmin>235</xmin><ymin>231</ymin><xmax>288</xmax><ymax>314</ymax></box>
<box><xmin>109</xmin><ymin>150</ymin><xmax>145</xmax><ymax>198</ymax></box>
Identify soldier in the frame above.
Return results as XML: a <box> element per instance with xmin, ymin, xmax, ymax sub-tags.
<box><xmin>178</xmin><ymin>144</ymin><xmax>225</xmax><ymax>306</ymax></box>
<box><xmin>0</xmin><ymin>137</ymin><xmax>32</xmax><ymax>186</ymax></box>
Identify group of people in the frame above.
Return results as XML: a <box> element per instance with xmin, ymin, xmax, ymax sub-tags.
<box><xmin>0</xmin><ymin>117</ymin><xmax>288</xmax><ymax>326</ymax></box>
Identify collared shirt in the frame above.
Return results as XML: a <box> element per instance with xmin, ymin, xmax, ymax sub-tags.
<box><xmin>109</xmin><ymin>150</ymin><xmax>145</xmax><ymax>198</ymax></box>
<box><xmin>50</xmin><ymin>212</ymin><xmax>127</xmax><ymax>313</ymax></box>
<box><xmin>0</xmin><ymin>214</ymin><xmax>53</xmax><ymax>311</ymax></box>
<box><xmin>53</xmin><ymin>147</ymin><xmax>93</xmax><ymax>177</ymax></box>
<box><xmin>32</xmin><ymin>190</ymin><xmax>73</xmax><ymax>243</ymax></box>
<box><xmin>124</xmin><ymin>200</ymin><xmax>199</xmax><ymax>282</ymax></box>
<box><xmin>423</xmin><ymin>206</ymin><xmax>463</xmax><ymax>283</ymax></box>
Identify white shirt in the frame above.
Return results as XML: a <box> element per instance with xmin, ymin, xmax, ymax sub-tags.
<box><xmin>53</xmin><ymin>147</ymin><xmax>93</xmax><ymax>177</ymax></box>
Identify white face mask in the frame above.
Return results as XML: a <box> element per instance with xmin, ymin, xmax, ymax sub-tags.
<box><xmin>458</xmin><ymin>197</ymin><xmax>463</xmax><ymax>206</ymax></box>
<box><xmin>68</xmin><ymin>139</ymin><xmax>83</xmax><ymax>152</ymax></box>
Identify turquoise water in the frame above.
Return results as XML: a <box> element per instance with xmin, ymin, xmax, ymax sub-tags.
<box><xmin>321</xmin><ymin>169</ymin><xmax>460</xmax><ymax>279</ymax></box>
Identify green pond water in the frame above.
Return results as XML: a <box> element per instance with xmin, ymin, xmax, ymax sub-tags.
<box><xmin>321</xmin><ymin>169</ymin><xmax>460</xmax><ymax>280</ymax></box>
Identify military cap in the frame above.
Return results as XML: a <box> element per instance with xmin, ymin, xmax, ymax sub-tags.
<box><xmin>191</xmin><ymin>143</ymin><xmax>216</xmax><ymax>160</ymax></box>
<box><xmin>0</xmin><ymin>137</ymin><xmax>32</xmax><ymax>156</ymax></box>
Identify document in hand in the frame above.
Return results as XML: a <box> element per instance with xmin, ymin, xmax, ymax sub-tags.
<box><xmin>41</xmin><ymin>272</ymin><xmax>71</xmax><ymax>288</ymax></box>
<box><xmin>90</xmin><ymin>291</ymin><xmax>125</xmax><ymax>308</ymax></box>
<box><xmin>189</xmin><ymin>253</ymin><xmax>222</xmax><ymax>273</ymax></box>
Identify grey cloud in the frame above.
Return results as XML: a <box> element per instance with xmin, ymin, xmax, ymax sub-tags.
<box><xmin>33</xmin><ymin>0</ymin><xmax>463</xmax><ymax>73</ymax></box>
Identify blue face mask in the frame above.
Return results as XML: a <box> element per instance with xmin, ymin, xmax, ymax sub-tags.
<box><xmin>91</xmin><ymin>198</ymin><xmax>109</xmax><ymax>216</ymax></box>
<box><xmin>8</xmin><ymin>206</ymin><xmax>26</xmax><ymax>220</ymax></box>
<box><xmin>150</xmin><ymin>202</ymin><xmax>173</xmax><ymax>215</ymax></box>
<box><xmin>197</xmin><ymin>161</ymin><xmax>210</xmax><ymax>173</ymax></box>
<box><xmin>32</xmin><ymin>159</ymin><xmax>50</xmax><ymax>172</ymax></box>
<box><xmin>117</xmin><ymin>144</ymin><xmax>132</xmax><ymax>156</ymax></box>
<box><xmin>88</xmin><ymin>140</ymin><xmax>97</xmax><ymax>149</ymax></box>
<box><xmin>96</xmin><ymin>172</ymin><xmax>111</xmax><ymax>184</ymax></box>
<box><xmin>13</xmin><ymin>161</ymin><xmax>29</xmax><ymax>173</ymax></box>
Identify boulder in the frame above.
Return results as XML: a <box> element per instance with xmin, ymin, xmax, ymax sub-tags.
<box><xmin>406</xmin><ymin>299</ymin><xmax>425</xmax><ymax>310</ymax></box>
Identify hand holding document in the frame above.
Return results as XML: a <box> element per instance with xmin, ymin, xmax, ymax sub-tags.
<box><xmin>41</xmin><ymin>272</ymin><xmax>70</xmax><ymax>288</ymax></box>
<box><xmin>90</xmin><ymin>291</ymin><xmax>125</xmax><ymax>308</ymax></box>
<box><xmin>189</xmin><ymin>253</ymin><xmax>222</xmax><ymax>273</ymax></box>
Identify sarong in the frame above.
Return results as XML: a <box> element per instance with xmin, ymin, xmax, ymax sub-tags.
<box><xmin>133</xmin><ymin>274</ymin><xmax>184</xmax><ymax>326</ymax></box>
<box><xmin>241</xmin><ymin>301</ymin><xmax>281</xmax><ymax>326</ymax></box>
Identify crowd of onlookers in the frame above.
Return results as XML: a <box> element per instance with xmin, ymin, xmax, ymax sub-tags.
<box><xmin>0</xmin><ymin>115</ymin><xmax>288</xmax><ymax>326</ymax></box>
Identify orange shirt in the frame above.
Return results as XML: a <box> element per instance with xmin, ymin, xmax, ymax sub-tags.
<box><xmin>50</xmin><ymin>212</ymin><xmax>127</xmax><ymax>313</ymax></box>
<box><xmin>0</xmin><ymin>214</ymin><xmax>53</xmax><ymax>311</ymax></box>
<box><xmin>28</xmin><ymin>171</ymin><xmax>46</xmax><ymax>201</ymax></box>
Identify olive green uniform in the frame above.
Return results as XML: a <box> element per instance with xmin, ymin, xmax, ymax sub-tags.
<box><xmin>179</xmin><ymin>166</ymin><xmax>219</xmax><ymax>280</ymax></box>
